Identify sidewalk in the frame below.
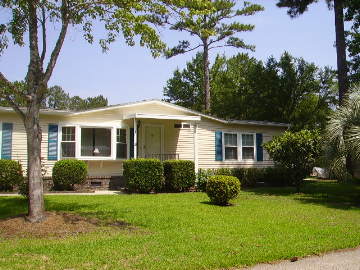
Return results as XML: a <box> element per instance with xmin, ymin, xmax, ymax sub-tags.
<box><xmin>0</xmin><ymin>190</ymin><xmax>123</xmax><ymax>196</ymax></box>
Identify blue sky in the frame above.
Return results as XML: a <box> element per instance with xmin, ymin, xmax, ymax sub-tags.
<box><xmin>1</xmin><ymin>1</ymin><xmax>337</xmax><ymax>105</ymax></box>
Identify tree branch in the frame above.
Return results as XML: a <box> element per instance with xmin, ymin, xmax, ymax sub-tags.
<box><xmin>0</xmin><ymin>72</ymin><xmax>26</xmax><ymax>120</ymax></box>
<box><xmin>26</xmin><ymin>0</ymin><xmax>42</xmax><ymax>89</ymax></box>
<box><xmin>44</xmin><ymin>0</ymin><xmax>69</xmax><ymax>83</ymax></box>
<box><xmin>40</xmin><ymin>5</ymin><xmax>47</xmax><ymax>66</ymax></box>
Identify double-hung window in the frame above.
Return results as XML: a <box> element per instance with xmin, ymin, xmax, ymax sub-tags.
<box><xmin>242</xmin><ymin>134</ymin><xmax>255</xmax><ymax>160</ymax></box>
<box><xmin>61</xmin><ymin>127</ymin><xmax>76</xmax><ymax>158</ymax></box>
<box><xmin>224</xmin><ymin>133</ymin><xmax>238</xmax><ymax>160</ymax></box>
<box><xmin>116</xmin><ymin>129</ymin><xmax>127</xmax><ymax>159</ymax></box>
<box><xmin>223</xmin><ymin>132</ymin><xmax>256</xmax><ymax>161</ymax></box>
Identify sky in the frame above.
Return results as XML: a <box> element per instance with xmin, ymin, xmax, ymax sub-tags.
<box><xmin>0</xmin><ymin>1</ymin><xmax>338</xmax><ymax>105</ymax></box>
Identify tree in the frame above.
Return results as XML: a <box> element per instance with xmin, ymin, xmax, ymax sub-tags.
<box><xmin>164</xmin><ymin>51</ymin><xmax>337</xmax><ymax>130</ymax></box>
<box><xmin>163</xmin><ymin>0</ymin><xmax>263</xmax><ymax>111</ymax></box>
<box><xmin>46</xmin><ymin>86</ymin><xmax>70</xmax><ymax>110</ymax></box>
<box><xmin>325</xmin><ymin>86</ymin><xmax>360</xmax><ymax>180</ymax></box>
<box><xmin>276</xmin><ymin>0</ymin><xmax>348</xmax><ymax>105</ymax></box>
<box><xmin>263</xmin><ymin>130</ymin><xmax>322</xmax><ymax>192</ymax></box>
<box><xmin>345</xmin><ymin>1</ymin><xmax>360</xmax><ymax>84</ymax></box>
<box><xmin>0</xmin><ymin>0</ymin><xmax>167</xmax><ymax>222</ymax></box>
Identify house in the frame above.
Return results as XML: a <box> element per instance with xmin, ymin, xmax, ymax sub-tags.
<box><xmin>0</xmin><ymin>99</ymin><xmax>289</xmax><ymax>187</ymax></box>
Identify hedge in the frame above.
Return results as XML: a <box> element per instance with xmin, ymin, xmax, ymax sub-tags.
<box><xmin>124</xmin><ymin>159</ymin><xmax>164</xmax><ymax>193</ymax></box>
<box><xmin>163</xmin><ymin>160</ymin><xmax>195</xmax><ymax>192</ymax></box>
<box><xmin>52</xmin><ymin>159</ymin><xmax>88</xmax><ymax>190</ymax></box>
<box><xmin>197</xmin><ymin>167</ymin><xmax>293</xmax><ymax>190</ymax></box>
<box><xmin>0</xmin><ymin>160</ymin><xmax>23</xmax><ymax>191</ymax></box>
<box><xmin>206</xmin><ymin>175</ymin><xmax>240</xmax><ymax>205</ymax></box>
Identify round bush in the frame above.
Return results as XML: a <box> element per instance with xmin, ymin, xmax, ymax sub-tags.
<box><xmin>0</xmin><ymin>160</ymin><xmax>23</xmax><ymax>191</ymax></box>
<box><xmin>52</xmin><ymin>160</ymin><xmax>88</xmax><ymax>190</ymax></box>
<box><xmin>206</xmin><ymin>175</ymin><xmax>240</xmax><ymax>205</ymax></box>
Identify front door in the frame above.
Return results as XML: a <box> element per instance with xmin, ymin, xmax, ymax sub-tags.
<box><xmin>144</xmin><ymin>126</ymin><xmax>162</xmax><ymax>158</ymax></box>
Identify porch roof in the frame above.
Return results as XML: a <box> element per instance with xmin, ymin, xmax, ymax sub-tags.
<box><xmin>123</xmin><ymin>113</ymin><xmax>201</xmax><ymax>121</ymax></box>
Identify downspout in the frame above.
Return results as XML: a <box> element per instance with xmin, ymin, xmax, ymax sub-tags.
<box><xmin>134</xmin><ymin>117</ymin><xmax>137</xmax><ymax>159</ymax></box>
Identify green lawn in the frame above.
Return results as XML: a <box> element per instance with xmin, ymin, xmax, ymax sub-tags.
<box><xmin>1</xmin><ymin>181</ymin><xmax>360</xmax><ymax>270</ymax></box>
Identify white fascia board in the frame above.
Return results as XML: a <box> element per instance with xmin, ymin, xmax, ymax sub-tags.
<box><xmin>124</xmin><ymin>113</ymin><xmax>201</xmax><ymax>121</ymax></box>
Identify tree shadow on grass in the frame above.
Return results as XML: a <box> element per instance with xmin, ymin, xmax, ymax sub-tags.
<box><xmin>0</xmin><ymin>197</ymin><xmax>28</xmax><ymax>219</ymax></box>
<box><xmin>45</xmin><ymin>199</ymin><xmax>131</xmax><ymax>222</ymax></box>
<box><xmin>245</xmin><ymin>180</ymin><xmax>360</xmax><ymax>210</ymax></box>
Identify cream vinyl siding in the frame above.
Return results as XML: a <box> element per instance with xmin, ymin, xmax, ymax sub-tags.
<box><xmin>0</xmin><ymin>101</ymin><xmax>288</xmax><ymax>177</ymax></box>
<box><xmin>0</xmin><ymin>113</ymin><xmax>64</xmax><ymax>176</ymax></box>
<box><xmin>197</xmin><ymin>119</ymin><xmax>285</xmax><ymax>169</ymax></box>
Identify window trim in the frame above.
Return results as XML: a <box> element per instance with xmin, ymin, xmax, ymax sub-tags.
<box><xmin>116</xmin><ymin>128</ymin><xmax>128</xmax><ymax>160</ymax></box>
<box><xmin>59</xmin><ymin>125</ymin><xmax>76</xmax><ymax>159</ymax></box>
<box><xmin>223</xmin><ymin>132</ymin><xmax>238</xmax><ymax>161</ymax></box>
<box><xmin>58</xmin><ymin>122</ymin><xmax>129</xmax><ymax>161</ymax></box>
<box><xmin>80</xmin><ymin>127</ymin><xmax>113</xmax><ymax>158</ymax></box>
<box><xmin>222</xmin><ymin>131</ymin><xmax>257</xmax><ymax>162</ymax></box>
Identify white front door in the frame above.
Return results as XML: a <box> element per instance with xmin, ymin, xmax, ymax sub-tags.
<box><xmin>144</xmin><ymin>126</ymin><xmax>162</xmax><ymax>157</ymax></box>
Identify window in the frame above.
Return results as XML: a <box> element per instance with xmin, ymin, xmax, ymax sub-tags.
<box><xmin>81</xmin><ymin>128</ymin><xmax>111</xmax><ymax>157</ymax></box>
<box><xmin>61</xmin><ymin>127</ymin><xmax>75</xmax><ymax>158</ymax></box>
<box><xmin>174</xmin><ymin>123</ymin><xmax>191</xmax><ymax>129</ymax></box>
<box><xmin>242</xmin><ymin>134</ymin><xmax>255</xmax><ymax>160</ymax></box>
<box><xmin>116</xmin><ymin>129</ymin><xmax>127</xmax><ymax>159</ymax></box>
<box><xmin>224</xmin><ymin>133</ymin><xmax>238</xmax><ymax>160</ymax></box>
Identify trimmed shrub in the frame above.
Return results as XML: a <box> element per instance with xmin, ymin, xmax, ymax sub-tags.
<box><xmin>124</xmin><ymin>158</ymin><xmax>164</xmax><ymax>193</ymax></box>
<box><xmin>0</xmin><ymin>160</ymin><xmax>23</xmax><ymax>191</ymax></box>
<box><xmin>52</xmin><ymin>160</ymin><xmax>87</xmax><ymax>190</ymax></box>
<box><xmin>206</xmin><ymin>175</ymin><xmax>240</xmax><ymax>205</ymax></box>
<box><xmin>215</xmin><ymin>168</ymin><xmax>234</xmax><ymax>176</ymax></box>
<box><xmin>163</xmin><ymin>160</ymin><xmax>195</xmax><ymax>192</ymax></box>
<box><xmin>196</xmin><ymin>169</ymin><xmax>215</xmax><ymax>192</ymax></box>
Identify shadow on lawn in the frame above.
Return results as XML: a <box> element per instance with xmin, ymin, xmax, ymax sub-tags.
<box><xmin>0</xmin><ymin>197</ymin><xmax>28</xmax><ymax>218</ymax></box>
<box><xmin>245</xmin><ymin>180</ymin><xmax>360</xmax><ymax>210</ymax></box>
<box><xmin>45</xmin><ymin>200</ymin><xmax>129</xmax><ymax>222</ymax></box>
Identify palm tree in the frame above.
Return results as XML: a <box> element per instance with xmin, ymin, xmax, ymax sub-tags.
<box><xmin>325</xmin><ymin>85</ymin><xmax>360</xmax><ymax>180</ymax></box>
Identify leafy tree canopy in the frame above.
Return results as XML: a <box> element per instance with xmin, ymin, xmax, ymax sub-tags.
<box><xmin>0</xmin><ymin>84</ymin><xmax>108</xmax><ymax>111</ymax></box>
<box><xmin>164</xmin><ymin>52</ymin><xmax>337</xmax><ymax>131</ymax></box>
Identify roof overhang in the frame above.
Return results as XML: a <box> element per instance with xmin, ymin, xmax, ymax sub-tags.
<box><xmin>124</xmin><ymin>113</ymin><xmax>201</xmax><ymax>121</ymax></box>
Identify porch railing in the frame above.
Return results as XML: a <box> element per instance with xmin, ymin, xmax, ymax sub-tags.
<box><xmin>145</xmin><ymin>153</ymin><xmax>179</xmax><ymax>161</ymax></box>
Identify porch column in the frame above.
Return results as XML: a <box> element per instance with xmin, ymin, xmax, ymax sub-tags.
<box><xmin>133</xmin><ymin>118</ymin><xmax>137</xmax><ymax>159</ymax></box>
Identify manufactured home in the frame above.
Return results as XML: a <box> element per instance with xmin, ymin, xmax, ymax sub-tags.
<box><xmin>0</xmin><ymin>100</ymin><xmax>289</xmax><ymax>187</ymax></box>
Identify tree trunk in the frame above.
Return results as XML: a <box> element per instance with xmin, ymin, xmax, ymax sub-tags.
<box><xmin>334</xmin><ymin>0</ymin><xmax>348</xmax><ymax>105</ymax></box>
<box><xmin>25</xmin><ymin>104</ymin><xmax>45</xmax><ymax>223</ymax></box>
<box><xmin>202</xmin><ymin>39</ymin><xmax>211</xmax><ymax>112</ymax></box>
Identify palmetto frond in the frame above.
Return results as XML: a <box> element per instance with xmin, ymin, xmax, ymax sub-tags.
<box><xmin>325</xmin><ymin>85</ymin><xmax>360</xmax><ymax>179</ymax></box>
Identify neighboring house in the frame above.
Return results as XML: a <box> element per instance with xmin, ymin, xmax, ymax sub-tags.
<box><xmin>0</xmin><ymin>99</ymin><xmax>289</xmax><ymax>179</ymax></box>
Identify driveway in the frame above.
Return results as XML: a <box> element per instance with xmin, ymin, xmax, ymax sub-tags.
<box><xmin>245</xmin><ymin>247</ymin><xmax>360</xmax><ymax>270</ymax></box>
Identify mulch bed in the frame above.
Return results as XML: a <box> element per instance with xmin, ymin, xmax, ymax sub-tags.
<box><xmin>0</xmin><ymin>211</ymin><xmax>132</xmax><ymax>239</ymax></box>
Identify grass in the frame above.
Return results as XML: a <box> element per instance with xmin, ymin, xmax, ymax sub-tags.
<box><xmin>0</xmin><ymin>180</ymin><xmax>360</xmax><ymax>270</ymax></box>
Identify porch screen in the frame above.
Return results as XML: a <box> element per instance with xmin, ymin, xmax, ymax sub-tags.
<box><xmin>81</xmin><ymin>128</ymin><xmax>111</xmax><ymax>157</ymax></box>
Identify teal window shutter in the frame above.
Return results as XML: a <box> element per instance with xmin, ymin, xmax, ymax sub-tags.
<box><xmin>130</xmin><ymin>128</ymin><xmax>134</xmax><ymax>159</ymax></box>
<box><xmin>215</xmin><ymin>131</ymin><xmax>223</xmax><ymax>161</ymax></box>
<box><xmin>1</xmin><ymin>123</ymin><xmax>13</xmax><ymax>160</ymax></box>
<box><xmin>256</xmin><ymin>133</ymin><xmax>263</xmax><ymax>162</ymax></box>
<box><xmin>48</xmin><ymin>124</ymin><xmax>58</xmax><ymax>160</ymax></box>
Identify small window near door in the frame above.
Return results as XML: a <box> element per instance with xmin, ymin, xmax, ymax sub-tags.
<box><xmin>61</xmin><ymin>127</ymin><xmax>76</xmax><ymax>158</ymax></box>
<box><xmin>116</xmin><ymin>129</ymin><xmax>127</xmax><ymax>159</ymax></box>
<box><xmin>174</xmin><ymin>123</ymin><xmax>191</xmax><ymax>129</ymax></box>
